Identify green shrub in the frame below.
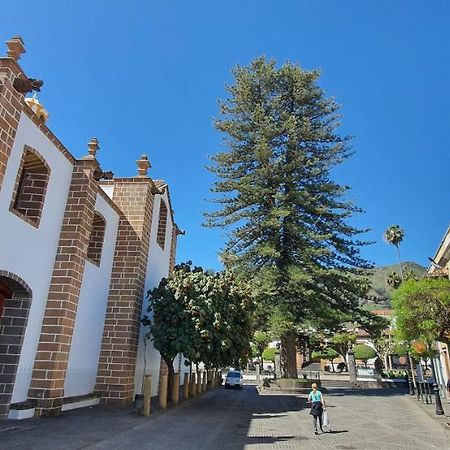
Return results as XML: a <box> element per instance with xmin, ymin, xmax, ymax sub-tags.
<box><xmin>381</xmin><ymin>369</ymin><xmax>408</xmax><ymax>379</ymax></box>
<box><xmin>353</xmin><ymin>344</ymin><xmax>377</xmax><ymax>367</ymax></box>
<box><xmin>262</xmin><ymin>347</ymin><xmax>279</xmax><ymax>362</ymax></box>
<box><xmin>311</xmin><ymin>348</ymin><xmax>339</xmax><ymax>361</ymax></box>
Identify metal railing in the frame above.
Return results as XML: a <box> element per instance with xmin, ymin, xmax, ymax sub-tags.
<box><xmin>416</xmin><ymin>381</ymin><xmax>434</xmax><ymax>404</ymax></box>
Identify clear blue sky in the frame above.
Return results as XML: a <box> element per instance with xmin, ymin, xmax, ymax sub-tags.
<box><xmin>2</xmin><ymin>0</ymin><xmax>449</xmax><ymax>271</ymax></box>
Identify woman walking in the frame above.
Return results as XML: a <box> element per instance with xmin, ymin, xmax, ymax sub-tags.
<box><xmin>308</xmin><ymin>383</ymin><xmax>326</xmax><ymax>434</ymax></box>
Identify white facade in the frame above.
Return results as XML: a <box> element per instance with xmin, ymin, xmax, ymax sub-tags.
<box><xmin>64</xmin><ymin>194</ymin><xmax>120</xmax><ymax>397</ymax></box>
<box><xmin>134</xmin><ymin>191</ymin><xmax>187</xmax><ymax>397</ymax></box>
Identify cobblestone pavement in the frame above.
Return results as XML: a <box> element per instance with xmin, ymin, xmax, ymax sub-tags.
<box><xmin>0</xmin><ymin>386</ymin><xmax>448</xmax><ymax>449</ymax></box>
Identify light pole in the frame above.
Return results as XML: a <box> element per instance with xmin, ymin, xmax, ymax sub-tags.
<box><xmin>407</xmin><ymin>372</ymin><xmax>414</xmax><ymax>396</ymax></box>
<box><xmin>430</xmin><ymin>357</ymin><xmax>445</xmax><ymax>415</ymax></box>
<box><xmin>433</xmin><ymin>382</ymin><xmax>445</xmax><ymax>415</ymax></box>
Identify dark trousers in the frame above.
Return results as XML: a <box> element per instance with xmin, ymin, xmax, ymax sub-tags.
<box><xmin>313</xmin><ymin>413</ymin><xmax>323</xmax><ymax>432</ymax></box>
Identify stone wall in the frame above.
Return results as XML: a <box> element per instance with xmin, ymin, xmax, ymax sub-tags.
<box><xmin>0</xmin><ymin>47</ymin><xmax>25</xmax><ymax>192</ymax></box>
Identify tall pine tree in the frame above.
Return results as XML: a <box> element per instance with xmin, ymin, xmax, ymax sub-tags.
<box><xmin>206</xmin><ymin>58</ymin><xmax>371</xmax><ymax>377</ymax></box>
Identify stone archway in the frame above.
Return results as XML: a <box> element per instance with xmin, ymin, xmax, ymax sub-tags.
<box><xmin>0</xmin><ymin>270</ymin><xmax>32</xmax><ymax>417</ymax></box>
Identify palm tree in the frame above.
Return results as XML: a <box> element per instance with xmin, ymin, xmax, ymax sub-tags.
<box><xmin>384</xmin><ymin>225</ymin><xmax>405</xmax><ymax>281</ymax></box>
<box><xmin>386</xmin><ymin>271</ymin><xmax>402</xmax><ymax>289</ymax></box>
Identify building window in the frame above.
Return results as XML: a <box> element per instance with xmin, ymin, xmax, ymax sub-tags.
<box><xmin>156</xmin><ymin>200</ymin><xmax>168</xmax><ymax>249</ymax></box>
<box><xmin>11</xmin><ymin>147</ymin><xmax>50</xmax><ymax>226</ymax></box>
<box><xmin>87</xmin><ymin>212</ymin><xmax>106</xmax><ymax>265</ymax></box>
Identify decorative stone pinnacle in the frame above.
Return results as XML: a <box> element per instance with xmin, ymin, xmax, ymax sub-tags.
<box><xmin>6</xmin><ymin>36</ymin><xmax>26</xmax><ymax>61</ymax></box>
<box><xmin>25</xmin><ymin>95</ymin><xmax>49</xmax><ymax>123</ymax></box>
<box><xmin>136</xmin><ymin>154</ymin><xmax>151</xmax><ymax>177</ymax></box>
<box><xmin>87</xmin><ymin>137</ymin><xmax>100</xmax><ymax>158</ymax></box>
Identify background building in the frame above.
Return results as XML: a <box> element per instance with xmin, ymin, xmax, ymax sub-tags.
<box><xmin>428</xmin><ymin>226</ymin><xmax>450</xmax><ymax>395</ymax></box>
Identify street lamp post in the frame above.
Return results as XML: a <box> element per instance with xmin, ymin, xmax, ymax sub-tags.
<box><xmin>407</xmin><ymin>373</ymin><xmax>414</xmax><ymax>395</ymax></box>
<box><xmin>433</xmin><ymin>382</ymin><xmax>445</xmax><ymax>415</ymax></box>
<box><xmin>430</xmin><ymin>357</ymin><xmax>445</xmax><ymax>415</ymax></box>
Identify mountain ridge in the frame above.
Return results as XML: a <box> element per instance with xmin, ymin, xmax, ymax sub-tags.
<box><xmin>362</xmin><ymin>261</ymin><xmax>427</xmax><ymax>309</ymax></box>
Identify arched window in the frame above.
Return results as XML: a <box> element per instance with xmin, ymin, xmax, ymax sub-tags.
<box><xmin>87</xmin><ymin>212</ymin><xmax>106</xmax><ymax>265</ymax></box>
<box><xmin>156</xmin><ymin>200</ymin><xmax>168</xmax><ymax>249</ymax></box>
<box><xmin>11</xmin><ymin>147</ymin><xmax>50</xmax><ymax>226</ymax></box>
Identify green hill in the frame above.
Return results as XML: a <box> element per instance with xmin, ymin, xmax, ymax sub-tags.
<box><xmin>362</xmin><ymin>262</ymin><xmax>427</xmax><ymax>309</ymax></box>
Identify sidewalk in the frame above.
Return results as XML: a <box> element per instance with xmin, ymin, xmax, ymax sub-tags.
<box><xmin>406</xmin><ymin>393</ymin><xmax>450</xmax><ymax>432</ymax></box>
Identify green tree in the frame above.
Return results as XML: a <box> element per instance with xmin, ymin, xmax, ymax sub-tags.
<box><xmin>185</xmin><ymin>269</ymin><xmax>254</xmax><ymax>370</ymax></box>
<box><xmin>353</xmin><ymin>344</ymin><xmax>377</xmax><ymax>368</ymax></box>
<box><xmin>142</xmin><ymin>264</ymin><xmax>197</xmax><ymax>398</ymax></box>
<box><xmin>262</xmin><ymin>347</ymin><xmax>279</xmax><ymax>362</ymax></box>
<box><xmin>311</xmin><ymin>348</ymin><xmax>339</xmax><ymax>372</ymax></box>
<box><xmin>328</xmin><ymin>332</ymin><xmax>356</xmax><ymax>363</ymax></box>
<box><xmin>383</xmin><ymin>225</ymin><xmax>405</xmax><ymax>281</ymax></box>
<box><xmin>142</xmin><ymin>263</ymin><xmax>254</xmax><ymax>397</ymax></box>
<box><xmin>252</xmin><ymin>331</ymin><xmax>271</xmax><ymax>364</ymax></box>
<box><xmin>354</xmin><ymin>308</ymin><xmax>388</xmax><ymax>339</ymax></box>
<box><xmin>373</xmin><ymin>334</ymin><xmax>394</xmax><ymax>368</ymax></box>
<box><xmin>206</xmin><ymin>57</ymin><xmax>371</xmax><ymax>377</ymax></box>
<box><xmin>387</xmin><ymin>269</ymin><xmax>418</xmax><ymax>290</ymax></box>
<box><xmin>386</xmin><ymin>271</ymin><xmax>402</xmax><ymax>289</ymax></box>
<box><xmin>392</xmin><ymin>341</ymin><xmax>409</xmax><ymax>357</ymax></box>
<box><xmin>392</xmin><ymin>278</ymin><xmax>450</xmax><ymax>346</ymax></box>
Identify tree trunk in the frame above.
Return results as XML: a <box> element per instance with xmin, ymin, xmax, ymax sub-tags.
<box><xmin>281</xmin><ymin>330</ymin><xmax>297</xmax><ymax>378</ymax></box>
<box><xmin>408</xmin><ymin>352</ymin><xmax>417</xmax><ymax>389</ymax></box>
<box><xmin>163</xmin><ymin>355</ymin><xmax>175</xmax><ymax>403</ymax></box>
<box><xmin>396</xmin><ymin>244</ymin><xmax>404</xmax><ymax>281</ymax></box>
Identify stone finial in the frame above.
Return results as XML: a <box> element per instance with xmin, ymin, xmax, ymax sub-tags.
<box><xmin>25</xmin><ymin>96</ymin><xmax>49</xmax><ymax>123</ymax></box>
<box><xmin>136</xmin><ymin>154</ymin><xmax>151</xmax><ymax>177</ymax></box>
<box><xmin>6</xmin><ymin>36</ymin><xmax>26</xmax><ymax>61</ymax></box>
<box><xmin>87</xmin><ymin>137</ymin><xmax>100</xmax><ymax>158</ymax></box>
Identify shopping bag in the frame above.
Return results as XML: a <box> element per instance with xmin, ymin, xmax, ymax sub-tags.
<box><xmin>322</xmin><ymin>410</ymin><xmax>331</xmax><ymax>429</ymax></box>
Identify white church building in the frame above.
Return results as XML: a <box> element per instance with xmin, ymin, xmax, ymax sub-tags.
<box><xmin>0</xmin><ymin>36</ymin><xmax>188</xmax><ymax>419</ymax></box>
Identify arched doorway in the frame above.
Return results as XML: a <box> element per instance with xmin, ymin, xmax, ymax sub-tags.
<box><xmin>0</xmin><ymin>271</ymin><xmax>32</xmax><ymax>417</ymax></box>
<box><xmin>0</xmin><ymin>282</ymin><xmax>13</xmax><ymax>318</ymax></box>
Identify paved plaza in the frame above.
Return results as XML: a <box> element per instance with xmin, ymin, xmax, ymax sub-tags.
<box><xmin>0</xmin><ymin>386</ymin><xmax>448</xmax><ymax>450</ymax></box>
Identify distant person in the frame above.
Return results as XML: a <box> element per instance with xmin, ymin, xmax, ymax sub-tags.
<box><xmin>446</xmin><ymin>378</ymin><xmax>450</xmax><ymax>395</ymax></box>
<box><xmin>308</xmin><ymin>383</ymin><xmax>326</xmax><ymax>435</ymax></box>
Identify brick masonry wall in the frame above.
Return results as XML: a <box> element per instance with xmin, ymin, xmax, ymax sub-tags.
<box><xmin>87</xmin><ymin>213</ymin><xmax>106</xmax><ymax>265</ymax></box>
<box><xmin>28</xmin><ymin>160</ymin><xmax>99</xmax><ymax>416</ymax></box>
<box><xmin>9</xmin><ymin>146</ymin><xmax>52</xmax><ymax>228</ymax></box>
<box><xmin>95</xmin><ymin>180</ymin><xmax>154</xmax><ymax>405</ymax></box>
<box><xmin>156</xmin><ymin>200</ymin><xmax>168</xmax><ymax>249</ymax></box>
<box><xmin>0</xmin><ymin>58</ymin><xmax>25</xmax><ymax>192</ymax></box>
<box><xmin>169</xmin><ymin>225</ymin><xmax>178</xmax><ymax>275</ymax></box>
<box><xmin>13</xmin><ymin>171</ymin><xmax>49</xmax><ymax>223</ymax></box>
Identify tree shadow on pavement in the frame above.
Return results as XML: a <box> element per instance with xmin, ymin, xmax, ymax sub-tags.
<box><xmin>326</xmin><ymin>388</ymin><xmax>408</xmax><ymax>397</ymax></box>
<box><xmin>0</xmin><ymin>385</ymin><xmax>363</xmax><ymax>450</ymax></box>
